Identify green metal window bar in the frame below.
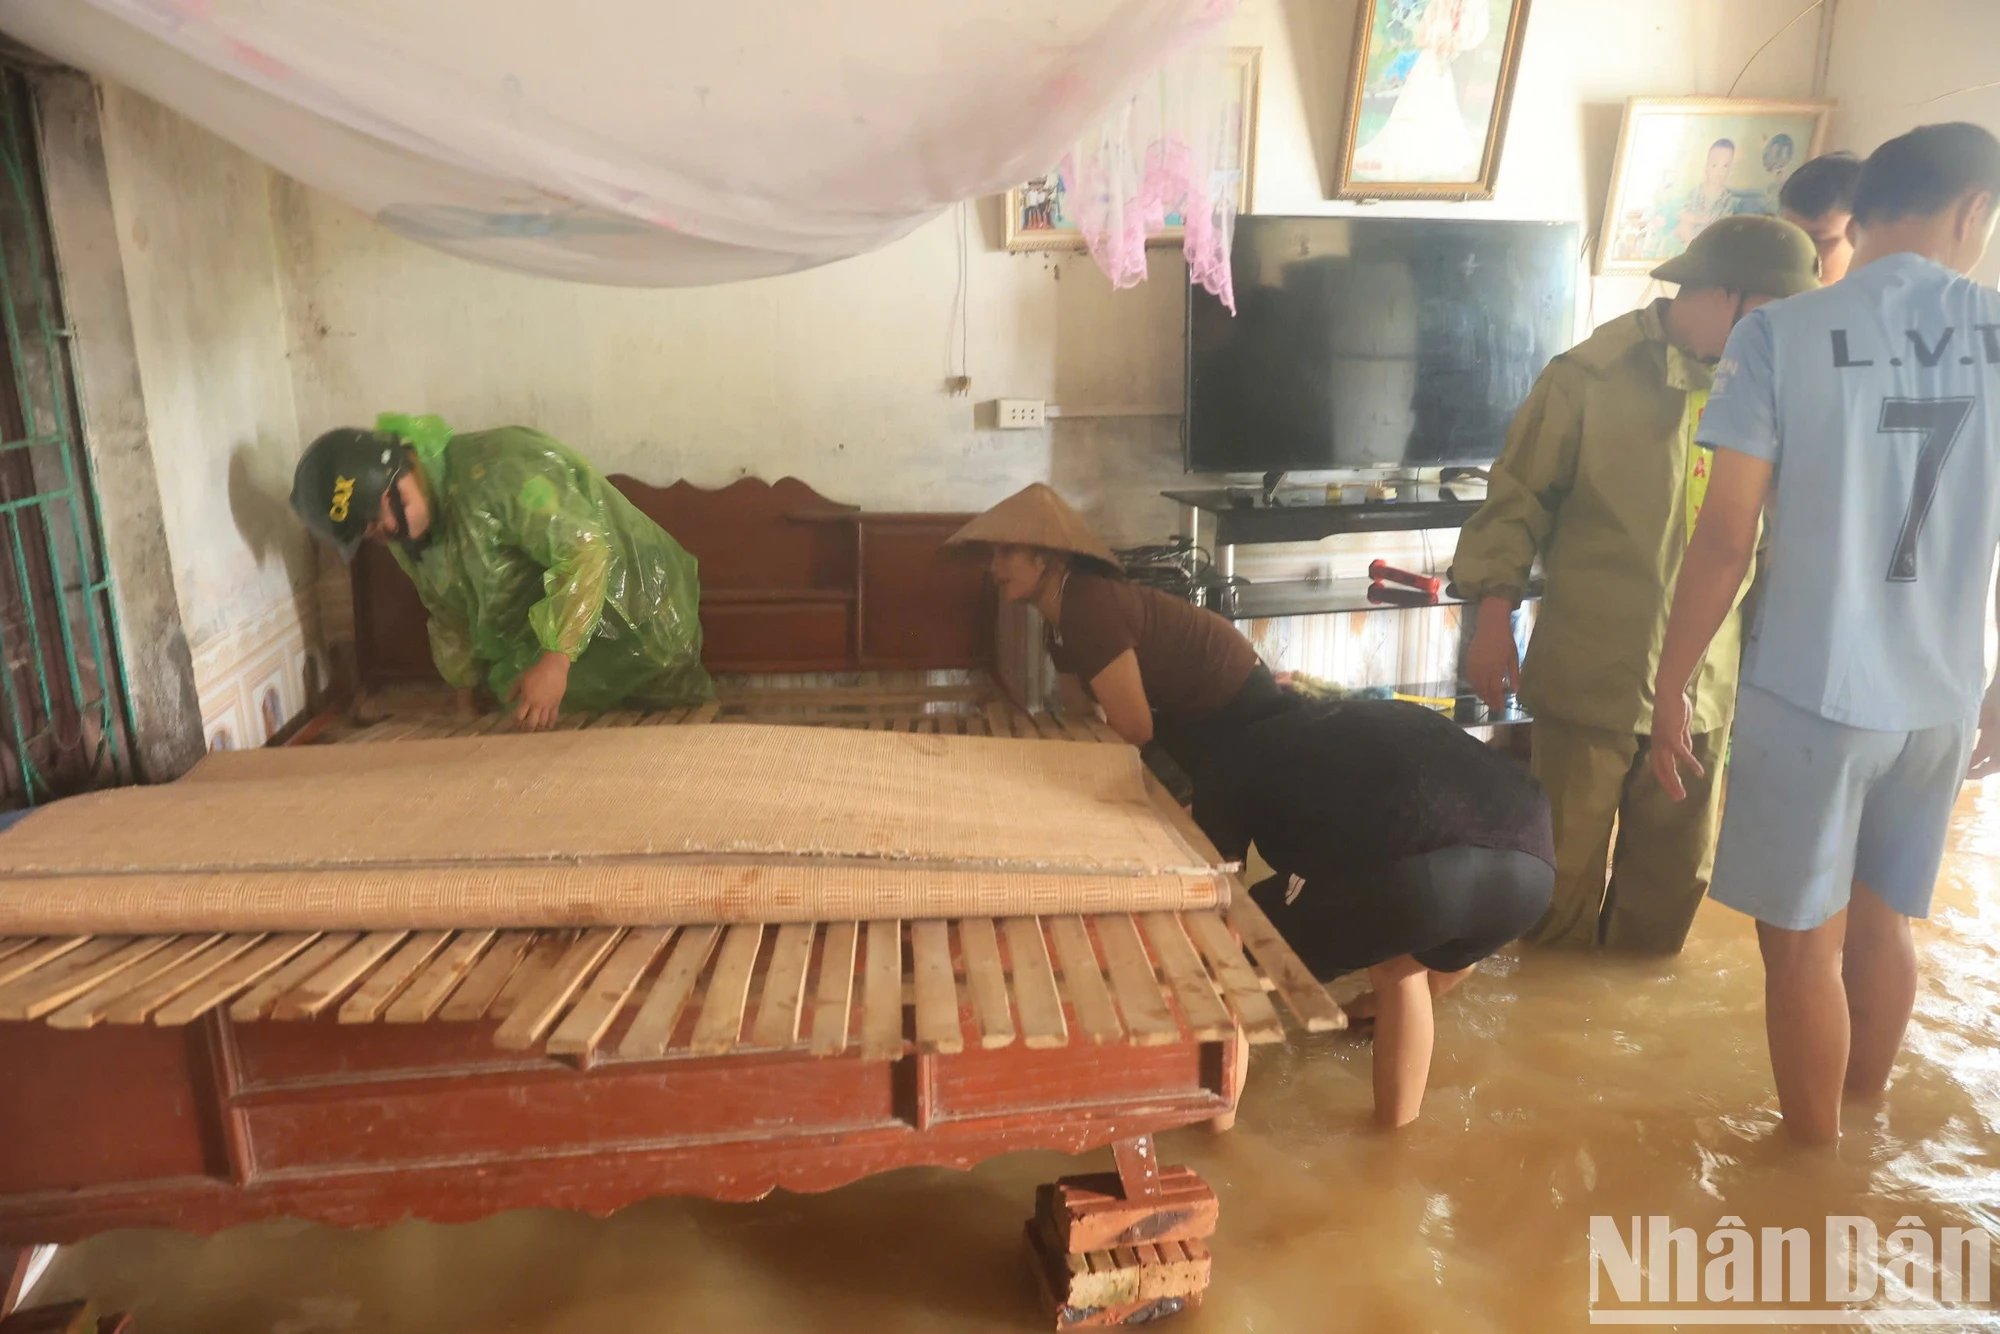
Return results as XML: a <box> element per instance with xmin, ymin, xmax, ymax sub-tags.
<box><xmin>0</xmin><ymin>66</ymin><xmax>137</xmax><ymax>811</ymax></box>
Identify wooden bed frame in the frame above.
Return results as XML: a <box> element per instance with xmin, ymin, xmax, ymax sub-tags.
<box><xmin>0</xmin><ymin>476</ymin><xmax>1339</xmax><ymax>1326</ymax></box>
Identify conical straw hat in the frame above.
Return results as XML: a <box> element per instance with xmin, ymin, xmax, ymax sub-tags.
<box><xmin>945</xmin><ymin>483</ymin><xmax>1120</xmax><ymax>568</ymax></box>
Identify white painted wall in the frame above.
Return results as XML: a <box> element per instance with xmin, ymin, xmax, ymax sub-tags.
<box><xmin>96</xmin><ymin>84</ymin><xmax>321</xmax><ymax>746</ymax></box>
<box><xmin>1824</xmin><ymin>0</ymin><xmax>2000</xmax><ymax>283</ymax></box>
<box><xmin>98</xmin><ymin>83</ymin><xmax>304</xmax><ymax>649</ymax></box>
<box><xmin>267</xmin><ymin>0</ymin><xmax>1824</xmax><ymax>553</ymax></box>
<box><xmin>76</xmin><ymin>0</ymin><xmax>1831</xmax><ymax>707</ymax></box>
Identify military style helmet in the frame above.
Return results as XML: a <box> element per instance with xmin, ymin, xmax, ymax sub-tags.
<box><xmin>1651</xmin><ymin>215</ymin><xmax>1822</xmax><ymax>298</ymax></box>
<box><xmin>290</xmin><ymin>428</ymin><xmax>406</xmax><ymax>560</ymax></box>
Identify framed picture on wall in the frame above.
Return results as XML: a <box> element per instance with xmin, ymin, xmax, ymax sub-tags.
<box><xmin>1332</xmin><ymin>0</ymin><xmax>1533</xmax><ymax>201</ymax></box>
<box><xmin>1002</xmin><ymin>47</ymin><xmax>1261</xmax><ymax>252</ymax></box>
<box><xmin>1597</xmin><ymin>96</ymin><xmax>1834</xmax><ymax>276</ymax></box>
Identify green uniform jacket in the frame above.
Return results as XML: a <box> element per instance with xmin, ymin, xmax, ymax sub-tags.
<box><xmin>390</xmin><ymin>426</ymin><xmax>715</xmax><ymax>713</ymax></box>
<box><xmin>1450</xmin><ymin>301</ymin><xmax>1752</xmax><ymax>736</ymax></box>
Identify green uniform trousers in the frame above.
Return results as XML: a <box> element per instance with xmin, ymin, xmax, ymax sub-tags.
<box><xmin>1526</xmin><ymin>716</ymin><xmax>1728</xmax><ymax>953</ymax></box>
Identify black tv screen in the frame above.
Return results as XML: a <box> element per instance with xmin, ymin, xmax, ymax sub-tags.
<box><xmin>1186</xmin><ymin>217</ymin><xmax>1579</xmax><ymax>472</ymax></box>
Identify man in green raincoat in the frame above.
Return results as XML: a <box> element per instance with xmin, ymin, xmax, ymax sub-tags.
<box><xmin>1450</xmin><ymin>217</ymin><xmax>1820</xmax><ymax>953</ymax></box>
<box><xmin>290</xmin><ymin>414</ymin><xmax>713</xmax><ymax>729</ymax></box>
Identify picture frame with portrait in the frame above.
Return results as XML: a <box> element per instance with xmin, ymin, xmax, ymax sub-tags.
<box><xmin>1002</xmin><ymin>47</ymin><xmax>1261</xmax><ymax>252</ymax></box>
<box><xmin>1332</xmin><ymin>0</ymin><xmax>1534</xmax><ymax>201</ymax></box>
<box><xmin>1597</xmin><ymin>96</ymin><xmax>1834</xmax><ymax>276</ymax></box>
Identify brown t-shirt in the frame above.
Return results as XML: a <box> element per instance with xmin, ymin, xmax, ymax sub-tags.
<box><xmin>1047</xmin><ymin>573</ymin><xmax>1259</xmax><ymax>721</ymax></box>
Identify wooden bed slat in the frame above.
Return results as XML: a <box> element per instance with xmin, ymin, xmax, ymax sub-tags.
<box><xmin>48</xmin><ymin>935</ymin><xmax>223</xmax><ymax>1029</ymax></box>
<box><xmin>619</xmin><ymin>924</ymin><xmax>720</xmax><ymax>1058</ymax></box>
<box><xmin>910</xmin><ymin>920</ymin><xmax>962</xmax><ymax>1055</ymax></box>
<box><xmin>690</xmin><ymin>923</ymin><xmax>763</xmax><ymax>1055</ymax></box>
<box><xmin>958</xmin><ymin>917</ymin><xmax>1015</xmax><ymax>1049</ymax></box>
<box><xmin>750</xmin><ymin>922</ymin><xmax>815</xmax><ymax>1049</ymax></box>
<box><xmin>1138</xmin><ymin>912</ymin><xmax>1235</xmax><ymax>1041</ymax></box>
<box><xmin>351</xmin><ymin>719</ymin><xmax>428</xmax><ymax>744</ymax></box>
<box><xmin>437</xmin><ymin>929</ymin><xmax>535</xmax><ymax>1021</ymax></box>
<box><xmin>860</xmin><ymin>919</ymin><xmax>904</xmax><ymax>1062</ymax></box>
<box><xmin>1093</xmin><ymin>914</ymin><xmax>1180</xmax><ymax>1046</ymax></box>
<box><xmin>495</xmin><ymin>928</ymin><xmax>624</xmax><ymax>1050</ymax></box>
<box><xmin>0</xmin><ymin>936</ymin><xmax>89</xmax><ymax>989</ymax></box>
<box><xmin>273</xmin><ymin>931</ymin><xmax>408</xmax><ymax>1022</ymax></box>
<box><xmin>111</xmin><ymin>934</ymin><xmax>266</xmax><ymax>1024</ymax></box>
<box><xmin>339</xmin><ymin>931</ymin><xmax>453</xmax><ymax>1024</ymax></box>
<box><xmin>151</xmin><ymin>933</ymin><xmax>319</xmax><ymax>1026</ymax></box>
<box><xmin>809</xmin><ymin>921</ymin><xmax>859</xmax><ymax>1056</ymax></box>
<box><xmin>388</xmin><ymin>929</ymin><xmax>497</xmax><ymax>1023</ymax></box>
<box><xmin>593</xmin><ymin>710</ymin><xmax>645</xmax><ymax>729</ymax></box>
<box><xmin>1056</xmin><ymin>716</ymin><xmax>1097</xmax><ymax>743</ymax></box>
<box><xmin>0</xmin><ymin>936</ymin><xmax>157</xmax><ymax>1022</ymax></box>
<box><xmin>487</xmin><ymin>932</ymin><xmax>571</xmax><ymax>1022</ymax></box>
<box><xmin>230</xmin><ymin>932</ymin><xmax>360</xmax><ymax>1022</ymax></box>
<box><xmin>1227</xmin><ymin>892</ymin><xmax>1347</xmax><ymax>1033</ymax></box>
<box><xmin>1047</xmin><ymin>916</ymin><xmax>1123</xmax><ymax>1044</ymax></box>
<box><xmin>1003</xmin><ymin>917</ymin><xmax>1067</xmax><ymax>1049</ymax></box>
<box><xmin>1181</xmin><ymin>911</ymin><xmax>1283</xmax><ymax>1043</ymax></box>
<box><xmin>546</xmin><ymin>927</ymin><xmax>671</xmax><ymax>1058</ymax></box>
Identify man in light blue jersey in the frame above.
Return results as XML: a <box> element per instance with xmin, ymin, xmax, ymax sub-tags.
<box><xmin>1649</xmin><ymin>122</ymin><xmax>2000</xmax><ymax>1145</ymax></box>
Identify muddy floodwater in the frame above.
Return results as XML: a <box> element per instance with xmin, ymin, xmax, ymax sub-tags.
<box><xmin>35</xmin><ymin>788</ymin><xmax>2000</xmax><ymax>1332</ymax></box>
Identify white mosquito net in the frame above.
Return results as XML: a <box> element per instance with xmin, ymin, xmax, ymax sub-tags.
<box><xmin>0</xmin><ymin>0</ymin><xmax>1241</xmax><ymax>303</ymax></box>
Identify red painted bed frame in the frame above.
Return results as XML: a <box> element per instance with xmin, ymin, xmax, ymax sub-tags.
<box><xmin>0</xmin><ymin>476</ymin><xmax>1246</xmax><ymax>1319</ymax></box>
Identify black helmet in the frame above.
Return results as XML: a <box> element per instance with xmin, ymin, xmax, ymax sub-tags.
<box><xmin>290</xmin><ymin>428</ymin><xmax>405</xmax><ymax>560</ymax></box>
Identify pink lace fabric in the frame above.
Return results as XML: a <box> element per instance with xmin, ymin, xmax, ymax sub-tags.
<box><xmin>1059</xmin><ymin>6</ymin><xmax>1243</xmax><ymax>312</ymax></box>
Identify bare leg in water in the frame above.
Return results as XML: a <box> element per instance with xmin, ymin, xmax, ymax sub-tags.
<box><xmin>1758</xmin><ymin>881</ymin><xmax>1917</xmax><ymax>1145</ymax></box>
<box><xmin>1370</xmin><ymin>955</ymin><xmax>1448</xmax><ymax>1128</ymax></box>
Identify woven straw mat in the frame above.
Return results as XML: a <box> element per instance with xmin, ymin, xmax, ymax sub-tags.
<box><xmin>0</xmin><ymin>724</ymin><xmax>1228</xmax><ymax>933</ymax></box>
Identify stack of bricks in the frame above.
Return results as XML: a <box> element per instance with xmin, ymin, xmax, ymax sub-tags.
<box><xmin>1024</xmin><ymin>1165</ymin><xmax>1218</xmax><ymax>1328</ymax></box>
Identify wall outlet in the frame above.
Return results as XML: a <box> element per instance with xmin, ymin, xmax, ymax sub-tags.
<box><xmin>996</xmin><ymin>398</ymin><xmax>1045</xmax><ymax>429</ymax></box>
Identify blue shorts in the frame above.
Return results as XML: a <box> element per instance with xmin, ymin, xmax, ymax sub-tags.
<box><xmin>1710</xmin><ymin>685</ymin><xmax>1975</xmax><ymax>930</ymax></box>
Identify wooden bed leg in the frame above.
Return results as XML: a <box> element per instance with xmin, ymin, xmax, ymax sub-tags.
<box><xmin>1208</xmin><ymin>1027</ymin><xmax>1250</xmax><ymax>1134</ymax></box>
<box><xmin>1025</xmin><ymin>1137</ymin><xmax>1217</xmax><ymax>1327</ymax></box>
<box><xmin>2</xmin><ymin>1246</ymin><xmax>29</xmax><ymax>1318</ymax></box>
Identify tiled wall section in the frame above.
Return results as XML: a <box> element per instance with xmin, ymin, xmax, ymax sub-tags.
<box><xmin>191</xmin><ymin>591</ymin><xmax>328</xmax><ymax>752</ymax></box>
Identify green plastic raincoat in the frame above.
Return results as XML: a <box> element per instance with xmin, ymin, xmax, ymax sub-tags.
<box><xmin>381</xmin><ymin>415</ymin><xmax>714</xmax><ymax>713</ymax></box>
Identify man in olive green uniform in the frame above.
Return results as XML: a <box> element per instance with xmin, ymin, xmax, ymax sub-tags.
<box><xmin>291</xmin><ymin>413</ymin><xmax>713</xmax><ymax>729</ymax></box>
<box><xmin>1451</xmin><ymin>217</ymin><xmax>1820</xmax><ymax>952</ymax></box>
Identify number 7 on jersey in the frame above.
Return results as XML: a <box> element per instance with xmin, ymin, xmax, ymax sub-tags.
<box><xmin>1882</xmin><ymin>396</ymin><xmax>1976</xmax><ymax>582</ymax></box>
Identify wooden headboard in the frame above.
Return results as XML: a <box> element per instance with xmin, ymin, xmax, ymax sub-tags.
<box><xmin>350</xmin><ymin>475</ymin><xmax>995</xmax><ymax>686</ymax></box>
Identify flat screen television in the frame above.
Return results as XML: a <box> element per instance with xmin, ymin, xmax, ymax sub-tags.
<box><xmin>1185</xmin><ymin>216</ymin><xmax>1579</xmax><ymax>473</ymax></box>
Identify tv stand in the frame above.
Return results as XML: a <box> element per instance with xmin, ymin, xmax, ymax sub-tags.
<box><xmin>1163</xmin><ymin>481</ymin><xmax>1487</xmax><ymax>575</ymax></box>
<box><xmin>1161</xmin><ymin>478</ymin><xmax>1534</xmax><ymax>730</ymax></box>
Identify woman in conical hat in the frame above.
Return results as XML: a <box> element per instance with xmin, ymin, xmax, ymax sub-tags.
<box><xmin>953</xmin><ymin>486</ymin><xmax>1557</xmax><ymax>1130</ymax></box>
<box><xmin>946</xmin><ymin>483</ymin><xmax>1295</xmax><ymax>802</ymax></box>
